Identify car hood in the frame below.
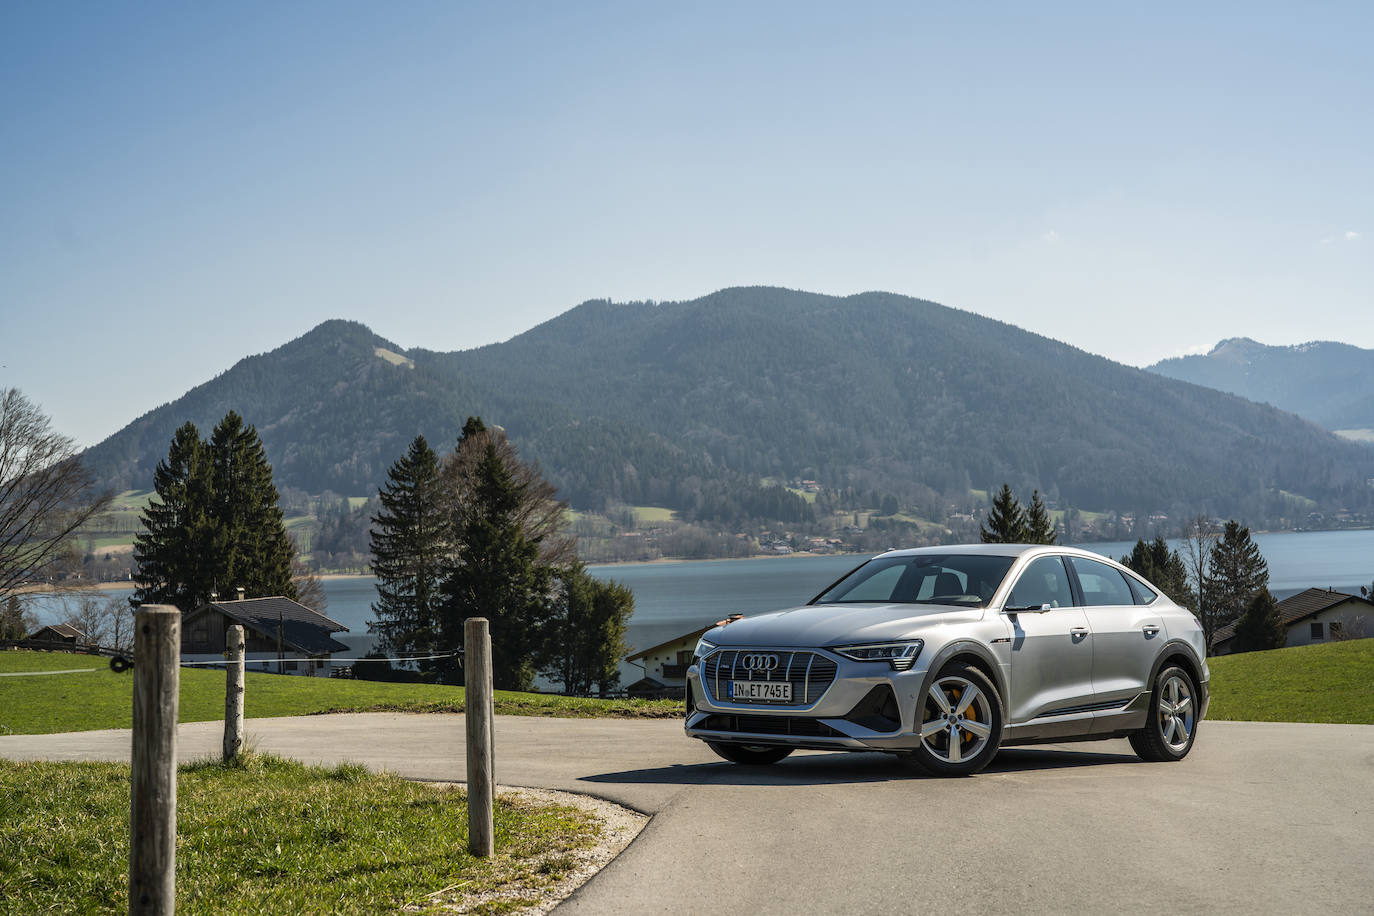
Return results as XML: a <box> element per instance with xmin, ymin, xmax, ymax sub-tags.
<box><xmin>704</xmin><ymin>602</ymin><xmax>985</xmax><ymax>648</ymax></box>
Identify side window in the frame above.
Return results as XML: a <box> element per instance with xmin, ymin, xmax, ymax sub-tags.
<box><xmin>840</xmin><ymin>564</ymin><xmax>907</xmax><ymax>602</ymax></box>
<box><xmin>1069</xmin><ymin>557</ymin><xmax>1135</xmax><ymax>607</ymax></box>
<box><xmin>1126</xmin><ymin>574</ymin><xmax>1157</xmax><ymax>606</ymax></box>
<box><xmin>1008</xmin><ymin>556</ymin><xmax>1075</xmax><ymax>609</ymax></box>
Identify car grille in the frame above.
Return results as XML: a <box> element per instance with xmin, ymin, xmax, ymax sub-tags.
<box><xmin>697</xmin><ymin>714</ymin><xmax>843</xmax><ymax>738</ymax></box>
<box><xmin>701</xmin><ymin>649</ymin><xmax>837</xmax><ymax>706</ymax></box>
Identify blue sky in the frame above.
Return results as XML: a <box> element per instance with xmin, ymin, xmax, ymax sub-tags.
<box><xmin>2</xmin><ymin>2</ymin><xmax>1370</xmax><ymax>447</ymax></box>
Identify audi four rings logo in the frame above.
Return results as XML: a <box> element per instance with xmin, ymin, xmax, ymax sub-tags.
<box><xmin>741</xmin><ymin>653</ymin><xmax>780</xmax><ymax>671</ymax></box>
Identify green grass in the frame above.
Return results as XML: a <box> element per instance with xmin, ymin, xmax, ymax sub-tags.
<box><xmin>629</xmin><ymin>505</ymin><xmax>676</xmax><ymax>523</ymax></box>
<box><xmin>0</xmin><ymin>651</ymin><xmax>681</xmax><ymax>735</ymax></box>
<box><xmin>1205</xmin><ymin>639</ymin><xmax>1374</xmax><ymax>724</ymax></box>
<box><xmin>0</xmin><ymin>753</ymin><xmax>599</xmax><ymax>915</ymax></box>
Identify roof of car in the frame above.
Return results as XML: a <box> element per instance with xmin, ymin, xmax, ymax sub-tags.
<box><xmin>878</xmin><ymin>543</ymin><xmax>1108</xmax><ymax>560</ymax></box>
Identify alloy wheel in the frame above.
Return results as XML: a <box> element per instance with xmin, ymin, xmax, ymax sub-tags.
<box><xmin>1158</xmin><ymin>673</ymin><xmax>1194</xmax><ymax>752</ymax></box>
<box><xmin>920</xmin><ymin>675</ymin><xmax>994</xmax><ymax>764</ymax></box>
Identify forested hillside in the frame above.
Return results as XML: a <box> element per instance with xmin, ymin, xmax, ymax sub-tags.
<box><xmin>1150</xmin><ymin>337</ymin><xmax>1374</xmax><ymax>432</ymax></box>
<box><xmin>82</xmin><ymin>289</ymin><xmax>1374</xmax><ymax>528</ymax></box>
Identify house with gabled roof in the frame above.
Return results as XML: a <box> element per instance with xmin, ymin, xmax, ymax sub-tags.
<box><xmin>1211</xmin><ymin>587</ymin><xmax>1374</xmax><ymax>655</ymax></box>
<box><xmin>23</xmin><ymin>623</ymin><xmax>86</xmax><ymax>647</ymax></box>
<box><xmin>180</xmin><ymin>595</ymin><xmax>350</xmax><ymax>676</ymax></box>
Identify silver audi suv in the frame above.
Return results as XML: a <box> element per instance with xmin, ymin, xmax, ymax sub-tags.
<box><xmin>685</xmin><ymin>544</ymin><xmax>1208</xmax><ymax>776</ymax></box>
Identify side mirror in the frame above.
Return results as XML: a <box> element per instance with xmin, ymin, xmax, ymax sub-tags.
<box><xmin>1003</xmin><ymin>603</ymin><xmax>1052</xmax><ymax>615</ymax></box>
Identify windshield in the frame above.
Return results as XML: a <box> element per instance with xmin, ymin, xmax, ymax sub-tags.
<box><xmin>810</xmin><ymin>554</ymin><xmax>1015</xmax><ymax>608</ymax></box>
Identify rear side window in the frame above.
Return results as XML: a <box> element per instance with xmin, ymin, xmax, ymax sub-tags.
<box><xmin>1125</xmin><ymin>574</ymin><xmax>1158</xmax><ymax>606</ymax></box>
<box><xmin>1068</xmin><ymin>557</ymin><xmax>1135</xmax><ymax>607</ymax></box>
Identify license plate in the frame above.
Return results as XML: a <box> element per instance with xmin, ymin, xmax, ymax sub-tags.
<box><xmin>730</xmin><ymin>680</ymin><xmax>792</xmax><ymax>702</ymax></box>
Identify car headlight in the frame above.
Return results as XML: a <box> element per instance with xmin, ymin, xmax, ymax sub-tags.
<box><xmin>693</xmin><ymin>636</ymin><xmax>717</xmax><ymax>662</ymax></box>
<box><xmin>830</xmin><ymin>640</ymin><xmax>924</xmax><ymax>671</ymax></box>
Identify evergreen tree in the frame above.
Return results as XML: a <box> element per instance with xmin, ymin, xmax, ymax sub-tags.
<box><xmin>540</xmin><ymin>564</ymin><xmax>634</xmax><ymax>695</ymax></box>
<box><xmin>1231</xmin><ymin>589</ymin><xmax>1286</xmax><ymax>653</ymax></box>
<box><xmin>368</xmin><ymin>435</ymin><xmax>447</xmax><ymax>674</ymax></box>
<box><xmin>439</xmin><ymin>426</ymin><xmax>554</xmax><ymax>689</ymax></box>
<box><xmin>1025</xmin><ymin>489</ymin><xmax>1057</xmax><ymax>545</ymax></box>
<box><xmin>980</xmin><ymin>484</ymin><xmax>1027</xmax><ymax>543</ymax></box>
<box><xmin>1208</xmin><ymin>520</ymin><xmax>1269</xmax><ymax>631</ymax></box>
<box><xmin>133</xmin><ymin>422</ymin><xmax>223</xmax><ymax>612</ymax></box>
<box><xmin>134</xmin><ymin>414</ymin><xmax>297</xmax><ymax>612</ymax></box>
<box><xmin>208</xmin><ymin>412</ymin><xmax>297</xmax><ymax>601</ymax></box>
<box><xmin>1121</xmin><ymin>536</ymin><xmax>1193</xmax><ymax>609</ymax></box>
<box><xmin>1</xmin><ymin>595</ymin><xmax>36</xmax><ymax>640</ymax></box>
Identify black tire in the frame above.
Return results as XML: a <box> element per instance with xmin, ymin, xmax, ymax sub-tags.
<box><xmin>900</xmin><ymin>662</ymin><xmax>1004</xmax><ymax>777</ymax></box>
<box><xmin>109</xmin><ymin>655</ymin><xmax>132</xmax><ymax>673</ymax></box>
<box><xmin>706</xmin><ymin>741</ymin><xmax>794</xmax><ymax>765</ymax></box>
<box><xmin>1129</xmin><ymin>665</ymin><xmax>1199</xmax><ymax>762</ymax></box>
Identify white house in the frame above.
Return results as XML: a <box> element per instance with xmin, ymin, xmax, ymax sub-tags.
<box><xmin>623</xmin><ymin>624</ymin><xmax>718</xmax><ymax>697</ymax></box>
<box><xmin>1212</xmin><ymin>588</ymin><xmax>1374</xmax><ymax>655</ymax></box>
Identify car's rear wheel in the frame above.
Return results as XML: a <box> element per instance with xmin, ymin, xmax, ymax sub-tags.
<box><xmin>901</xmin><ymin>662</ymin><xmax>1003</xmax><ymax>777</ymax></box>
<box><xmin>706</xmin><ymin>741</ymin><xmax>794</xmax><ymax>765</ymax></box>
<box><xmin>1129</xmin><ymin>665</ymin><xmax>1199</xmax><ymax>762</ymax></box>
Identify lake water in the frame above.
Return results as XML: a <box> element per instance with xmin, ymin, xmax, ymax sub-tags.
<box><xmin>28</xmin><ymin>528</ymin><xmax>1374</xmax><ymax>685</ymax></box>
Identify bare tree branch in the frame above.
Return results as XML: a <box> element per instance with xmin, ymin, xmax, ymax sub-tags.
<box><xmin>0</xmin><ymin>388</ymin><xmax>114</xmax><ymax>604</ymax></box>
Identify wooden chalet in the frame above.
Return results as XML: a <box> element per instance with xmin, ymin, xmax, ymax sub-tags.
<box><xmin>181</xmin><ymin>596</ymin><xmax>350</xmax><ymax>676</ymax></box>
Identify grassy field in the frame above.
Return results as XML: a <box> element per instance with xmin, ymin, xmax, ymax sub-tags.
<box><xmin>0</xmin><ymin>753</ymin><xmax>598</xmax><ymax>914</ymax></box>
<box><xmin>0</xmin><ymin>651</ymin><xmax>681</xmax><ymax>735</ymax></box>
<box><xmin>1205</xmin><ymin>639</ymin><xmax>1374</xmax><ymax>724</ymax></box>
<box><xmin>5</xmin><ymin>640</ymin><xmax>1370</xmax><ymax>736</ymax></box>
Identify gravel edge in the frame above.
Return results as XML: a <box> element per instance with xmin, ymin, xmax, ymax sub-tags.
<box><xmin>411</xmin><ymin>783</ymin><xmax>648</xmax><ymax>915</ymax></box>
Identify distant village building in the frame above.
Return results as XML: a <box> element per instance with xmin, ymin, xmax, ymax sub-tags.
<box><xmin>1211</xmin><ymin>588</ymin><xmax>1374</xmax><ymax>655</ymax></box>
<box><xmin>180</xmin><ymin>595</ymin><xmax>350</xmax><ymax>676</ymax></box>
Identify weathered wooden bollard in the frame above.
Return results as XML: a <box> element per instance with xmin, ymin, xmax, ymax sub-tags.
<box><xmin>465</xmin><ymin>617</ymin><xmax>494</xmax><ymax>857</ymax></box>
<box><xmin>224</xmin><ymin>625</ymin><xmax>245</xmax><ymax>762</ymax></box>
<box><xmin>130</xmin><ymin>604</ymin><xmax>180</xmax><ymax>915</ymax></box>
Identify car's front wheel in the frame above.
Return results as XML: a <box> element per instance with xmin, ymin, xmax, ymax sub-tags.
<box><xmin>901</xmin><ymin>662</ymin><xmax>1003</xmax><ymax>777</ymax></box>
<box><xmin>1129</xmin><ymin>665</ymin><xmax>1199</xmax><ymax>762</ymax></box>
<box><xmin>706</xmin><ymin>742</ymin><xmax>794</xmax><ymax>765</ymax></box>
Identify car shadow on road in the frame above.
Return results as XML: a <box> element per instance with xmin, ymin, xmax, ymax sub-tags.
<box><xmin>581</xmin><ymin>746</ymin><xmax>1143</xmax><ymax>787</ymax></box>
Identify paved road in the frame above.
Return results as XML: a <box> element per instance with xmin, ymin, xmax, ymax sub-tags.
<box><xmin>3</xmin><ymin>716</ymin><xmax>1371</xmax><ymax>914</ymax></box>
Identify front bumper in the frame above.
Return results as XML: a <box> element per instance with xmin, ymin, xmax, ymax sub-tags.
<box><xmin>684</xmin><ymin>646</ymin><xmax>930</xmax><ymax>752</ymax></box>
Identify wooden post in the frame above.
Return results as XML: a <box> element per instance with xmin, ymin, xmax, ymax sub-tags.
<box><xmin>224</xmin><ymin>625</ymin><xmax>245</xmax><ymax>762</ymax></box>
<box><xmin>129</xmin><ymin>604</ymin><xmax>180</xmax><ymax>915</ymax></box>
<box><xmin>464</xmin><ymin>617</ymin><xmax>494</xmax><ymax>857</ymax></box>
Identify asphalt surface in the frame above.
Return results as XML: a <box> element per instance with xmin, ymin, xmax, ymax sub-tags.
<box><xmin>3</xmin><ymin>715</ymin><xmax>1371</xmax><ymax>915</ymax></box>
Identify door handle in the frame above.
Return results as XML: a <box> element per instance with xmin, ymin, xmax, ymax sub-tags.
<box><xmin>1142</xmin><ymin>625</ymin><xmax>1160</xmax><ymax>636</ymax></box>
<box><xmin>1069</xmin><ymin>627</ymin><xmax>1090</xmax><ymax>637</ymax></box>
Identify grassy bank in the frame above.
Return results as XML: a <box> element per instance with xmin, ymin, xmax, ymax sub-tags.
<box><xmin>7</xmin><ymin>639</ymin><xmax>1371</xmax><ymax>737</ymax></box>
<box><xmin>1205</xmin><ymin>639</ymin><xmax>1374</xmax><ymax>724</ymax></box>
<box><xmin>0</xmin><ymin>650</ymin><xmax>680</xmax><ymax>736</ymax></box>
<box><xmin>0</xmin><ymin>754</ymin><xmax>598</xmax><ymax>915</ymax></box>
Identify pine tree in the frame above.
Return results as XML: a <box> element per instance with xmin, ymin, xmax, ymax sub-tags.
<box><xmin>980</xmin><ymin>484</ymin><xmax>1028</xmax><ymax>543</ymax></box>
<box><xmin>1025</xmin><ymin>489</ymin><xmax>1057</xmax><ymax>544</ymax></box>
<box><xmin>1208</xmin><ymin>520</ymin><xmax>1269</xmax><ymax>631</ymax></box>
<box><xmin>540</xmin><ymin>564</ymin><xmax>634</xmax><ymax>695</ymax></box>
<box><xmin>133</xmin><ymin>414</ymin><xmax>297</xmax><ymax>612</ymax></box>
<box><xmin>208</xmin><ymin>412</ymin><xmax>297</xmax><ymax>601</ymax></box>
<box><xmin>1121</xmin><ymin>536</ymin><xmax>1193</xmax><ymax>609</ymax></box>
<box><xmin>439</xmin><ymin>435</ymin><xmax>552</xmax><ymax>689</ymax></box>
<box><xmin>1231</xmin><ymin>590</ymin><xmax>1286</xmax><ymax>652</ymax></box>
<box><xmin>368</xmin><ymin>435</ymin><xmax>447</xmax><ymax>673</ymax></box>
<box><xmin>133</xmin><ymin>422</ymin><xmax>223</xmax><ymax>612</ymax></box>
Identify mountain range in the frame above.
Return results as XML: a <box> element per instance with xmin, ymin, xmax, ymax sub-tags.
<box><xmin>81</xmin><ymin>287</ymin><xmax>1374</xmax><ymax>526</ymax></box>
<box><xmin>1150</xmin><ymin>337</ymin><xmax>1374</xmax><ymax>434</ymax></box>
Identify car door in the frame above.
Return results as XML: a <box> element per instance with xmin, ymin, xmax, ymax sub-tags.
<box><xmin>1067</xmin><ymin>556</ymin><xmax>1165</xmax><ymax>722</ymax></box>
<box><xmin>1003</xmin><ymin>554</ymin><xmax>1094</xmax><ymax>732</ymax></box>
